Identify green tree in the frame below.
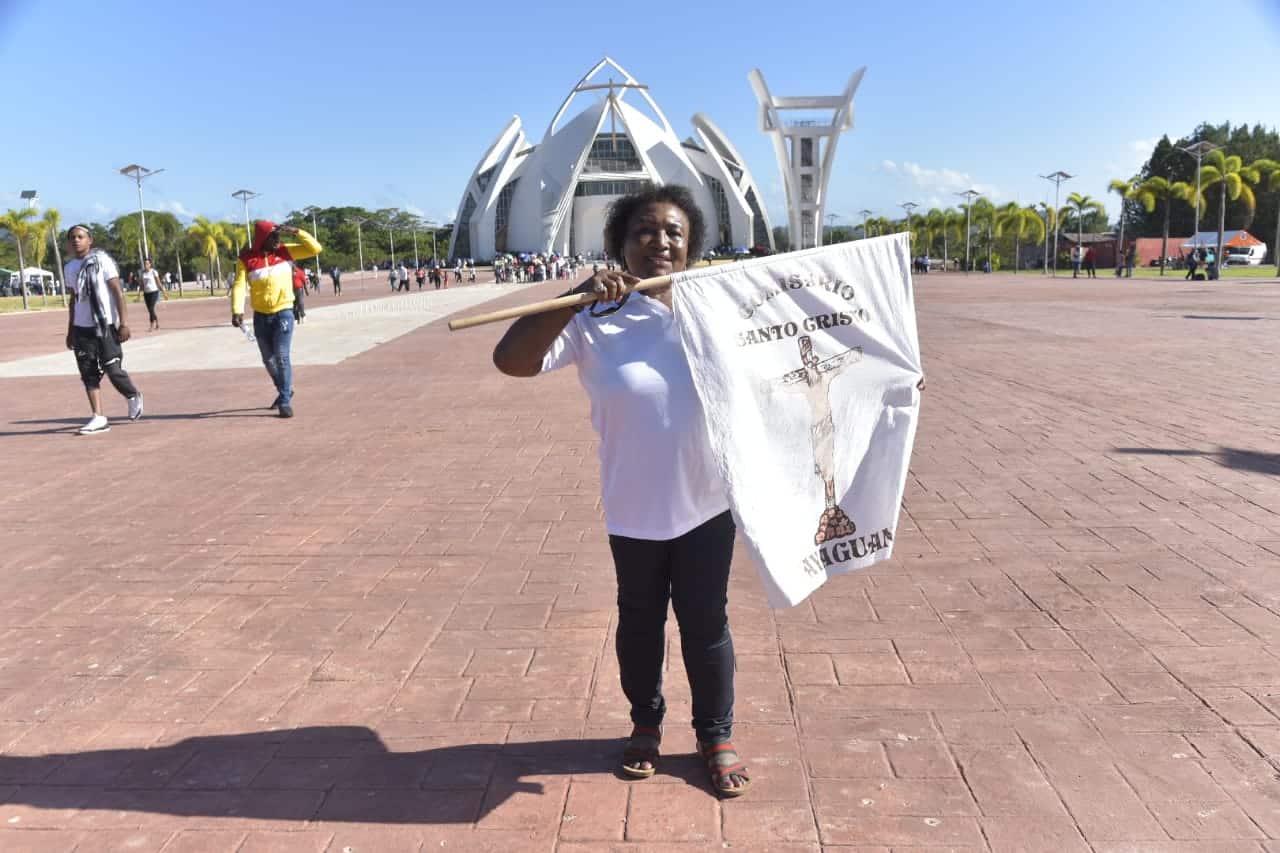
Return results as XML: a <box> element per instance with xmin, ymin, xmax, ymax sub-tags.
<box><xmin>972</xmin><ymin>198</ymin><xmax>997</xmax><ymax>268</ymax></box>
<box><xmin>0</xmin><ymin>207</ymin><xmax>38</xmax><ymax>309</ymax></box>
<box><xmin>186</xmin><ymin>218</ymin><xmax>231</xmax><ymax>293</ymax></box>
<box><xmin>996</xmin><ymin>204</ymin><xmax>1046</xmax><ymax>273</ymax></box>
<box><xmin>41</xmin><ymin>208</ymin><xmax>65</xmax><ymax>306</ymax></box>
<box><xmin>1063</xmin><ymin>193</ymin><xmax>1106</xmax><ymax>265</ymax></box>
<box><xmin>1251</xmin><ymin>159</ymin><xmax>1280</xmax><ymax>275</ymax></box>
<box><xmin>1108</xmin><ymin>177</ymin><xmax>1141</xmax><ymax>273</ymax></box>
<box><xmin>1134</xmin><ymin>177</ymin><xmax>1192</xmax><ymax>275</ymax></box>
<box><xmin>772</xmin><ymin>225</ymin><xmax>791</xmax><ymax>253</ymax></box>
<box><xmin>1196</xmin><ymin>150</ymin><xmax>1262</xmax><ymax>263</ymax></box>
<box><xmin>1035</xmin><ymin>202</ymin><xmax>1057</xmax><ymax>273</ymax></box>
<box><xmin>930</xmin><ymin>208</ymin><xmax>963</xmax><ymax>269</ymax></box>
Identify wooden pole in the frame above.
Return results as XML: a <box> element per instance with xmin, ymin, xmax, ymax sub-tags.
<box><xmin>448</xmin><ymin>275</ymin><xmax>672</xmax><ymax>331</ymax></box>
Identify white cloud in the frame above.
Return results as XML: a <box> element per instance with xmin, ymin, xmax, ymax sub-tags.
<box><xmin>894</xmin><ymin>161</ymin><xmax>1001</xmax><ymax>201</ymax></box>
<box><xmin>156</xmin><ymin>200</ymin><xmax>197</xmax><ymax>219</ymax></box>
<box><xmin>1130</xmin><ymin>138</ymin><xmax>1157</xmax><ymax>155</ymax></box>
<box><xmin>881</xmin><ymin>159</ymin><xmax>898</xmax><ymax>173</ymax></box>
<box><xmin>405</xmin><ymin>204</ymin><xmax>426</xmax><ymax>218</ymax></box>
<box><xmin>92</xmin><ymin>202</ymin><xmax>111</xmax><ymax>215</ymax></box>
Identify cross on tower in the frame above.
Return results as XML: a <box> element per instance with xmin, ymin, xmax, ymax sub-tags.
<box><xmin>574</xmin><ymin>77</ymin><xmax>650</xmax><ymax>158</ymax></box>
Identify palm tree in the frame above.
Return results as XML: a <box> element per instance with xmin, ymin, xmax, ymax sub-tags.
<box><xmin>40</xmin><ymin>208</ymin><xmax>66</xmax><ymax>307</ymax></box>
<box><xmin>186</xmin><ymin>218</ymin><xmax>231</xmax><ymax>293</ymax></box>
<box><xmin>0</xmin><ymin>207</ymin><xmax>38</xmax><ymax>310</ymax></box>
<box><xmin>217</xmin><ymin>221</ymin><xmax>246</xmax><ymax>288</ymax></box>
<box><xmin>915</xmin><ymin>215</ymin><xmax>937</xmax><ymax>264</ymax></box>
<box><xmin>1198</xmin><ymin>151</ymin><xmax>1262</xmax><ymax>268</ymax></box>
<box><xmin>997</xmin><ymin>204</ymin><xmax>1046</xmax><ymax>274</ymax></box>
<box><xmin>1034</xmin><ymin>203</ymin><xmax>1057</xmax><ymax>274</ymax></box>
<box><xmin>1063</xmin><ymin>192</ymin><xmax>1106</xmax><ymax>271</ymax></box>
<box><xmin>1133</xmin><ymin>177</ymin><xmax>1192</xmax><ymax>275</ymax></box>
<box><xmin>1254</xmin><ymin>159</ymin><xmax>1280</xmax><ymax>276</ymax></box>
<box><xmin>971</xmin><ymin>198</ymin><xmax>997</xmax><ymax>269</ymax></box>
<box><xmin>940</xmin><ymin>208</ymin><xmax>963</xmax><ymax>271</ymax></box>
<box><xmin>1108</xmin><ymin>176</ymin><xmax>1141</xmax><ymax>275</ymax></box>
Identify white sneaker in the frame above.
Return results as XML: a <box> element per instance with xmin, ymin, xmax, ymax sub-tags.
<box><xmin>128</xmin><ymin>394</ymin><xmax>144</xmax><ymax>421</ymax></box>
<box><xmin>79</xmin><ymin>415</ymin><xmax>110</xmax><ymax>435</ymax></box>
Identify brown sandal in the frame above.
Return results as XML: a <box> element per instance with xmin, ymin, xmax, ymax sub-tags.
<box><xmin>621</xmin><ymin>725</ymin><xmax>662</xmax><ymax>778</ymax></box>
<box><xmin>698</xmin><ymin>741</ymin><xmax>752</xmax><ymax>797</ymax></box>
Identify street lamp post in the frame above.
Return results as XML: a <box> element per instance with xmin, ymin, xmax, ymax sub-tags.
<box><xmin>412</xmin><ymin>226</ymin><xmax>420</xmax><ymax>269</ymax></box>
<box><xmin>231</xmin><ymin>189</ymin><xmax>260</xmax><ymax>241</ymax></box>
<box><xmin>353</xmin><ymin>217</ymin><xmax>369</xmax><ymax>275</ymax></box>
<box><xmin>955</xmin><ymin>190</ymin><xmax>981</xmax><ymax>273</ymax></box>
<box><xmin>1039</xmin><ymin>171</ymin><xmax>1073</xmax><ymax>276</ymax></box>
<box><xmin>307</xmin><ymin>207</ymin><xmax>322</xmax><ymax>280</ymax></box>
<box><xmin>119</xmin><ymin>165</ymin><xmax>164</xmax><ymax>267</ymax></box>
<box><xmin>858</xmin><ymin>209</ymin><xmax>873</xmax><ymax>240</ymax></box>
<box><xmin>424</xmin><ymin>221</ymin><xmax>439</xmax><ymax>262</ymax></box>
<box><xmin>1177</xmin><ymin>141</ymin><xmax>1222</xmax><ymax>257</ymax></box>
<box><xmin>899</xmin><ymin>202</ymin><xmax>919</xmax><ymax>252</ymax></box>
<box><xmin>824</xmin><ymin>213</ymin><xmax>839</xmax><ymax>242</ymax></box>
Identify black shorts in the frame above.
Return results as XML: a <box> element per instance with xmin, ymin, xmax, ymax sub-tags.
<box><xmin>71</xmin><ymin>326</ymin><xmax>124</xmax><ymax>389</ymax></box>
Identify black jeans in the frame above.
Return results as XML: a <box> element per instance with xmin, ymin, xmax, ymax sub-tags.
<box><xmin>609</xmin><ymin>510</ymin><xmax>736</xmax><ymax>745</ymax></box>
<box><xmin>143</xmin><ymin>291</ymin><xmax>160</xmax><ymax>323</ymax></box>
<box><xmin>71</xmin><ymin>326</ymin><xmax>138</xmax><ymax>398</ymax></box>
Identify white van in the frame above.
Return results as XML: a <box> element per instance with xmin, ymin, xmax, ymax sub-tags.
<box><xmin>1225</xmin><ymin>244</ymin><xmax>1267</xmax><ymax>265</ymax></box>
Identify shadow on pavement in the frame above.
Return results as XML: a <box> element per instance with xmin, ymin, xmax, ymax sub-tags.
<box><xmin>1115</xmin><ymin>446</ymin><xmax>1280</xmax><ymax>475</ymax></box>
<box><xmin>1181</xmin><ymin>314</ymin><xmax>1264</xmax><ymax>321</ymax></box>
<box><xmin>1</xmin><ymin>409</ymin><xmax>272</xmax><ymax>436</ymax></box>
<box><xmin>0</xmin><ymin>726</ymin><xmax>704</xmax><ymax>822</ymax></box>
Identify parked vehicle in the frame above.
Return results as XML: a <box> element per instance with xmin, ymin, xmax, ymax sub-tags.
<box><xmin>1225</xmin><ymin>245</ymin><xmax>1266</xmax><ymax>266</ymax></box>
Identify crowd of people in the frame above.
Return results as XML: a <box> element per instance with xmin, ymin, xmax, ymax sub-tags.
<box><xmin>386</xmin><ymin>259</ymin><xmax>477</xmax><ymax>291</ymax></box>
<box><xmin>492</xmin><ymin>252</ymin><xmax>595</xmax><ymax>284</ymax></box>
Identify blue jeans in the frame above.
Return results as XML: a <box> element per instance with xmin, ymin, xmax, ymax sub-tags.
<box><xmin>253</xmin><ymin>310</ymin><xmax>294</xmax><ymax>405</ymax></box>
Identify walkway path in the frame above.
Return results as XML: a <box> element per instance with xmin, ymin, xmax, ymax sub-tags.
<box><xmin>1</xmin><ymin>272</ymin><xmax>1280</xmax><ymax>851</ymax></box>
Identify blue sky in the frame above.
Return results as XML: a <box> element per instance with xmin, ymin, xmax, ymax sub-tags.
<box><xmin>3</xmin><ymin>0</ymin><xmax>1278</xmax><ymax>232</ymax></box>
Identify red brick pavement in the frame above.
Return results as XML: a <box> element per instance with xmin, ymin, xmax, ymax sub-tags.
<box><xmin>2</xmin><ymin>271</ymin><xmax>1280</xmax><ymax>851</ymax></box>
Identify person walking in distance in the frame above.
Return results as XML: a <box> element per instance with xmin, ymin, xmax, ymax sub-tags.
<box><xmin>329</xmin><ymin>265</ymin><xmax>342</xmax><ymax>295</ymax></box>
<box><xmin>63</xmin><ymin>224</ymin><xmax>144</xmax><ymax>434</ymax></box>
<box><xmin>1084</xmin><ymin>246</ymin><xmax>1097</xmax><ymax>279</ymax></box>
<box><xmin>230</xmin><ymin>221</ymin><xmax>321</xmax><ymax>418</ymax></box>
<box><xmin>291</xmin><ymin>262</ymin><xmax>307</xmax><ymax>324</ymax></box>
<box><xmin>139</xmin><ymin>257</ymin><xmax>166</xmax><ymax>330</ymax></box>
<box><xmin>415</xmin><ymin>264</ymin><xmax>427</xmax><ymax>290</ymax></box>
<box><xmin>397</xmin><ymin>262</ymin><xmax>410</xmax><ymax>292</ymax></box>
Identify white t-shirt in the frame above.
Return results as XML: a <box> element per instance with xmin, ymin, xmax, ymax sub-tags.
<box><xmin>141</xmin><ymin>269</ymin><xmax>160</xmax><ymax>293</ymax></box>
<box><xmin>65</xmin><ymin>253</ymin><xmax>120</xmax><ymax>329</ymax></box>
<box><xmin>541</xmin><ymin>294</ymin><xmax>730</xmax><ymax>540</ymax></box>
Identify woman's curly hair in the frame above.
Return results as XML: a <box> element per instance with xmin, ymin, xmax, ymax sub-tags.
<box><xmin>603</xmin><ymin>184</ymin><xmax>706</xmax><ymax>270</ymax></box>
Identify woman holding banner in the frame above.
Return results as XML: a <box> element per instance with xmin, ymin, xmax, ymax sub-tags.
<box><xmin>492</xmin><ymin>186</ymin><xmax>750</xmax><ymax>797</ymax></box>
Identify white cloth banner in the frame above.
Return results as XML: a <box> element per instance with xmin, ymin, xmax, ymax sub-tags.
<box><xmin>671</xmin><ymin>233</ymin><xmax>923</xmax><ymax>608</ymax></box>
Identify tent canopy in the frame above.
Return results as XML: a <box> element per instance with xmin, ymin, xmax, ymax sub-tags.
<box><xmin>1181</xmin><ymin>230</ymin><xmax>1262</xmax><ymax>249</ymax></box>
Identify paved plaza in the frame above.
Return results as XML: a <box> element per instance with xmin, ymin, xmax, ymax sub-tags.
<box><xmin>3</xmin><ymin>269</ymin><xmax>1280</xmax><ymax>851</ymax></box>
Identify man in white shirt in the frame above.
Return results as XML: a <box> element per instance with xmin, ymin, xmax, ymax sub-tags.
<box><xmin>63</xmin><ymin>225</ymin><xmax>143</xmax><ymax>434</ymax></box>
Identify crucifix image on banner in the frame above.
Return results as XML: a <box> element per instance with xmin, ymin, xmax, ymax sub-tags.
<box><xmin>774</xmin><ymin>335</ymin><xmax>863</xmax><ymax>545</ymax></box>
<box><xmin>669</xmin><ymin>233</ymin><xmax>922</xmax><ymax>608</ymax></box>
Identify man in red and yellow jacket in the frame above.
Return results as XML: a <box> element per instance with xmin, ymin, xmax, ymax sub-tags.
<box><xmin>230</xmin><ymin>220</ymin><xmax>321</xmax><ymax>418</ymax></box>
